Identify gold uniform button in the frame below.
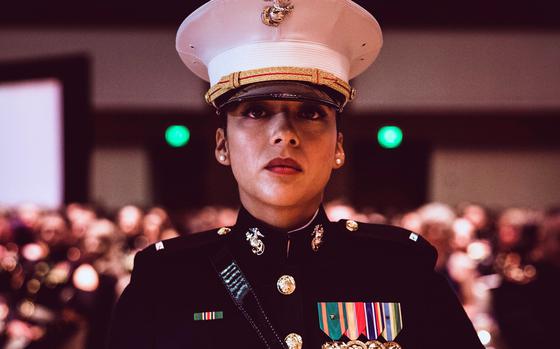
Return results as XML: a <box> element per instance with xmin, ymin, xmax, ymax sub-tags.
<box><xmin>217</xmin><ymin>227</ymin><xmax>231</xmax><ymax>236</ymax></box>
<box><xmin>345</xmin><ymin>220</ymin><xmax>359</xmax><ymax>231</ymax></box>
<box><xmin>277</xmin><ymin>275</ymin><xmax>296</xmax><ymax>295</ymax></box>
<box><xmin>285</xmin><ymin>332</ymin><xmax>303</xmax><ymax>349</ymax></box>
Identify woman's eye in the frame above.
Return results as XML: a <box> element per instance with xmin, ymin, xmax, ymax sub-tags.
<box><xmin>299</xmin><ymin>108</ymin><xmax>326</xmax><ymax>120</ymax></box>
<box><xmin>243</xmin><ymin>108</ymin><xmax>267</xmax><ymax>119</ymax></box>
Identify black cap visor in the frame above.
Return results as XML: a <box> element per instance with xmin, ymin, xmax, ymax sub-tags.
<box><xmin>216</xmin><ymin>81</ymin><xmax>345</xmax><ymax>112</ymax></box>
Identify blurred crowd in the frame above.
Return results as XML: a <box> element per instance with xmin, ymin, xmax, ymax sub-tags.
<box><xmin>0</xmin><ymin>201</ymin><xmax>558</xmax><ymax>349</ymax></box>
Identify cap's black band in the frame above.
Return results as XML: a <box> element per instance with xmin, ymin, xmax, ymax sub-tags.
<box><xmin>215</xmin><ymin>81</ymin><xmax>346</xmax><ymax>112</ymax></box>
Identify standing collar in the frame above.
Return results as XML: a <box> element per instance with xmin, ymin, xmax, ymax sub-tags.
<box><xmin>234</xmin><ymin>205</ymin><xmax>329</xmax><ymax>236</ymax></box>
<box><xmin>229</xmin><ymin>204</ymin><xmax>332</xmax><ymax>261</ymax></box>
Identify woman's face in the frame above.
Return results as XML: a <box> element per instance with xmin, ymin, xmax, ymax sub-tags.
<box><xmin>216</xmin><ymin>99</ymin><xmax>344</xmax><ymax>211</ymax></box>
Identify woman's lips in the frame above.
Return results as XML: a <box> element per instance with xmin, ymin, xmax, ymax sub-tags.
<box><xmin>265</xmin><ymin>158</ymin><xmax>302</xmax><ymax>174</ymax></box>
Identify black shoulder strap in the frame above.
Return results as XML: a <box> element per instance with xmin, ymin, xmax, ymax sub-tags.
<box><xmin>210</xmin><ymin>247</ymin><xmax>287</xmax><ymax>349</ymax></box>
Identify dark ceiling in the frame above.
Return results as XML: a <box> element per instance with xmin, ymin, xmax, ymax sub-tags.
<box><xmin>2</xmin><ymin>0</ymin><xmax>559</xmax><ymax>29</ymax></box>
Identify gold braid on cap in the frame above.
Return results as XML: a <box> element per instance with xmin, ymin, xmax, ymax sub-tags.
<box><xmin>205</xmin><ymin>66</ymin><xmax>356</xmax><ymax>108</ymax></box>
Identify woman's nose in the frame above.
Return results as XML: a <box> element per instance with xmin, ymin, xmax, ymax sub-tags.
<box><xmin>270</xmin><ymin>114</ymin><xmax>300</xmax><ymax>146</ymax></box>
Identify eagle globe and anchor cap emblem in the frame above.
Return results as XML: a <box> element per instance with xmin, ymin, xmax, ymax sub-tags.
<box><xmin>262</xmin><ymin>0</ymin><xmax>294</xmax><ymax>26</ymax></box>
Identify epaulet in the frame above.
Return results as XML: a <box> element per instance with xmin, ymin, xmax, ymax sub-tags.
<box><xmin>138</xmin><ymin>226</ymin><xmax>232</xmax><ymax>258</ymax></box>
<box><xmin>335</xmin><ymin>219</ymin><xmax>437</xmax><ymax>264</ymax></box>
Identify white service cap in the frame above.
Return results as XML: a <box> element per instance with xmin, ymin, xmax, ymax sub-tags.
<box><xmin>176</xmin><ymin>0</ymin><xmax>383</xmax><ymax>109</ymax></box>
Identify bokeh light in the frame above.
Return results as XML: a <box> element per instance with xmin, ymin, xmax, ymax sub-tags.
<box><xmin>477</xmin><ymin>330</ymin><xmax>492</xmax><ymax>345</ymax></box>
<box><xmin>165</xmin><ymin>125</ymin><xmax>190</xmax><ymax>147</ymax></box>
<box><xmin>377</xmin><ymin>126</ymin><xmax>403</xmax><ymax>149</ymax></box>
<box><xmin>73</xmin><ymin>264</ymin><xmax>99</xmax><ymax>292</ymax></box>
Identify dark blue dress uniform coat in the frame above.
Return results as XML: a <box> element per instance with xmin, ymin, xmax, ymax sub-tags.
<box><xmin>107</xmin><ymin>207</ymin><xmax>483</xmax><ymax>349</ymax></box>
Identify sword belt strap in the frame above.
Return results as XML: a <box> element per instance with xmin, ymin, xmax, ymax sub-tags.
<box><xmin>211</xmin><ymin>247</ymin><xmax>287</xmax><ymax>349</ymax></box>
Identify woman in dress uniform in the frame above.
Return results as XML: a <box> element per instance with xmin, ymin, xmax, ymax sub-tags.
<box><xmin>107</xmin><ymin>1</ymin><xmax>484</xmax><ymax>348</ymax></box>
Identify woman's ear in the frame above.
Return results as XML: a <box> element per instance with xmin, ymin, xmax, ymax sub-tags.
<box><xmin>333</xmin><ymin>132</ymin><xmax>345</xmax><ymax>169</ymax></box>
<box><xmin>215</xmin><ymin>128</ymin><xmax>230</xmax><ymax>166</ymax></box>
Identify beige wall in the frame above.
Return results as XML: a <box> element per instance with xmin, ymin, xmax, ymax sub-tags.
<box><xmin>354</xmin><ymin>31</ymin><xmax>560</xmax><ymax>112</ymax></box>
<box><xmin>90</xmin><ymin>147</ymin><xmax>152</xmax><ymax>209</ymax></box>
<box><xmin>430</xmin><ymin>148</ymin><xmax>560</xmax><ymax>209</ymax></box>
<box><xmin>0</xmin><ymin>29</ymin><xmax>206</xmax><ymax>110</ymax></box>
<box><xmin>1</xmin><ymin>29</ymin><xmax>559</xmax><ymax>111</ymax></box>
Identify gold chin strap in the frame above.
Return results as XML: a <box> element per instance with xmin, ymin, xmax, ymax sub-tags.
<box><xmin>205</xmin><ymin>66</ymin><xmax>356</xmax><ymax>108</ymax></box>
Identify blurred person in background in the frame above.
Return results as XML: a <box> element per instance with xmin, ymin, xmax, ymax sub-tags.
<box><xmin>0</xmin><ymin>209</ymin><xmax>17</xmax><ymax>294</ymax></box>
<box><xmin>362</xmin><ymin>207</ymin><xmax>387</xmax><ymax>225</ymax></box>
<box><xmin>81</xmin><ymin>219</ymin><xmax>125</xmax><ymax>281</ymax></box>
<box><xmin>460</xmin><ymin>203</ymin><xmax>493</xmax><ymax>241</ymax></box>
<box><xmin>414</xmin><ymin>204</ymin><xmax>479</xmax><ymax>310</ymax></box>
<box><xmin>445</xmin><ymin>217</ymin><xmax>494</xmax><ymax>334</ymax></box>
<box><xmin>451</xmin><ymin>218</ymin><xmax>476</xmax><ymax>252</ymax></box>
<box><xmin>182</xmin><ymin>206</ymin><xmax>237</xmax><ymax>233</ymax></box>
<box><xmin>449</xmin><ymin>216</ymin><xmax>494</xmax><ymax>281</ymax></box>
<box><xmin>158</xmin><ymin>228</ymin><xmax>180</xmax><ymax>242</ymax></box>
<box><xmin>415</xmin><ymin>203</ymin><xmax>456</xmax><ymax>280</ymax></box>
<box><xmin>72</xmin><ymin>219</ymin><xmax>121</xmax><ymax>349</ymax></box>
<box><xmin>419</xmin><ymin>221</ymin><xmax>453</xmax><ymax>282</ymax></box>
<box><xmin>141</xmin><ymin>207</ymin><xmax>174</xmax><ymax>246</ymax></box>
<box><xmin>414</xmin><ymin>204</ymin><xmax>499</xmax><ymax>346</ymax></box>
<box><xmin>12</xmin><ymin>204</ymin><xmax>42</xmax><ymax>247</ymax></box>
<box><xmin>115</xmin><ymin>206</ymin><xmax>144</xmax><ymax>253</ymax></box>
<box><xmin>491</xmin><ymin>208</ymin><xmax>559</xmax><ymax>348</ymax></box>
<box><xmin>0</xmin><ymin>214</ymin><xmax>123</xmax><ymax>349</ymax></box>
<box><xmin>538</xmin><ymin>208</ymin><xmax>560</xmax><ymax>267</ymax></box>
<box><xmin>0</xmin><ymin>209</ymin><xmax>19</xmax><ymax>330</ymax></box>
<box><xmin>492</xmin><ymin>208</ymin><xmax>539</xmax><ymax>284</ymax></box>
<box><xmin>324</xmin><ymin>199</ymin><xmax>359</xmax><ymax>222</ymax></box>
<box><xmin>395</xmin><ymin>210</ymin><xmax>422</xmax><ymax>233</ymax></box>
<box><xmin>107</xmin><ymin>1</ymin><xmax>482</xmax><ymax>348</ymax></box>
<box><xmin>5</xmin><ymin>211</ymin><xmax>80</xmax><ymax>349</ymax></box>
<box><xmin>35</xmin><ymin>212</ymin><xmax>72</xmax><ymax>262</ymax></box>
<box><xmin>0</xmin><ymin>210</ymin><xmax>13</xmax><ymax>246</ymax></box>
<box><xmin>0</xmin><ymin>199</ymin><xmax>551</xmax><ymax>349</ymax></box>
<box><xmin>215</xmin><ymin>207</ymin><xmax>237</xmax><ymax>231</ymax></box>
<box><xmin>65</xmin><ymin>203</ymin><xmax>97</xmax><ymax>243</ymax></box>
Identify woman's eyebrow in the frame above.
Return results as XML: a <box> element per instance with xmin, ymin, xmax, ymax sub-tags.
<box><xmin>228</xmin><ymin>100</ymin><xmax>267</xmax><ymax>113</ymax></box>
<box><xmin>298</xmin><ymin>102</ymin><xmax>333</xmax><ymax>113</ymax></box>
<box><xmin>242</xmin><ymin>100</ymin><xmax>270</xmax><ymax>109</ymax></box>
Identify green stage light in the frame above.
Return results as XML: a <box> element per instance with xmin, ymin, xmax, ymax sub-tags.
<box><xmin>165</xmin><ymin>125</ymin><xmax>190</xmax><ymax>147</ymax></box>
<box><xmin>377</xmin><ymin>126</ymin><xmax>403</xmax><ymax>149</ymax></box>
